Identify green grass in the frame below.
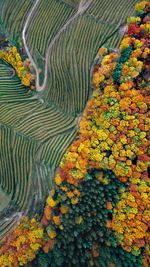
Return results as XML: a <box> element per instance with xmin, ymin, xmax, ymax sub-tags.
<box><xmin>62</xmin><ymin>0</ymin><xmax>80</xmax><ymax>7</ymax></box>
<box><xmin>0</xmin><ymin>187</ymin><xmax>11</xmax><ymax>212</ymax></box>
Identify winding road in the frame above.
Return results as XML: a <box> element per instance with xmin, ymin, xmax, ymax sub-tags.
<box><xmin>22</xmin><ymin>0</ymin><xmax>92</xmax><ymax>91</ymax></box>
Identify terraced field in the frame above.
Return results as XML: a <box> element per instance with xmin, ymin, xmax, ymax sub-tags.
<box><xmin>0</xmin><ymin>0</ymin><xmax>33</xmax><ymax>41</ymax></box>
<box><xmin>0</xmin><ymin>62</ymin><xmax>15</xmax><ymax>79</ymax></box>
<box><xmin>0</xmin><ymin>59</ymin><xmax>78</xmax><ymax>239</ymax></box>
<box><xmin>0</xmin><ymin>0</ymin><xmax>138</xmax><ymax>239</ymax></box>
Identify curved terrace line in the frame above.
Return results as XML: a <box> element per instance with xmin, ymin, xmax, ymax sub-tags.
<box><xmin>0</xmin><ymin>66</ymin><xmax>15</xmax><ymax>80</ymax></box>
<box><xmin>22</xmin><ymin>0</ymin><xmax>92</xmax><ymax>92</ymax></box>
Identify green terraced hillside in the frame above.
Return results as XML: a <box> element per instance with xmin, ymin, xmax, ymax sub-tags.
<box><xmin>0</xmin><ymin>0</ymin><xmax>138</xmax><ymax>243</ymax></box>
